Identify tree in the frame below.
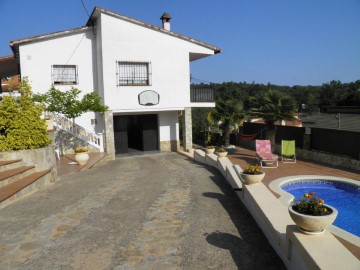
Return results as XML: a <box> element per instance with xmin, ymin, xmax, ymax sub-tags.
<box><xmin>337</xmin><ymin>82</ymin><xmax>360</xmax><ymax>106</ymax></box>
<box><xmin>191</xmin><ymin>107</ymin><xmax>211</xmax><ymax>145</ymax></box>
<box><xmin>249</xmin><ymin>90</ymin><xmax>298</xmax><ymax>149</ymax></box>
<box><xmin>0</xmin><ymin>78</ymin><xmax>51</xmax><ymax>151</ymax></box>
<box><xmin>34</xmin><ymin>86</ymin><xmax>108</xmax><ymax>128</ymax></box>
<box><xmin>208</xmin><ymin>99</ymin><xmax>244</xmax><ymax>146</ymax></box>
<box><xmin>319</xmin><ymin>80</ymin><xmax>342</xmax><ymax>108</ymax></box>
<box><xmin>303</xmin><ymin>93</ymin><xmax>320</xmax><ymax>115</ymax></box>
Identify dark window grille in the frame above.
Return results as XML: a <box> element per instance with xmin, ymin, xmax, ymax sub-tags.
<box><xmin>117</xmin><ymin>61</ymin><xmax>151</xmax><ymax>86</ymax></box>
<box><xmin>52</xmin><ymin>65</ymin><xmax>78</xmax><ymax>85</ymax></box>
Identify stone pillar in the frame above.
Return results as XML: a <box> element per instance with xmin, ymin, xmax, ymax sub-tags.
<box><xmin>182</xmin><ymin>107</ymin><xmax>193</xmax><ymax>151</ymax></box>
<box><xmin>303</xmin><ymin>127</ymin><xmax>311</xmax><ymax>150</ymax></box>
<box><xmin>104</xmin><ymin>110</ymin><xmax>115</xmax><ymax>160</ymax></box>
<box><xmin>303</xmin><ymin>134</ymin><xmax>311</xmax><ymax>150</ymax></box>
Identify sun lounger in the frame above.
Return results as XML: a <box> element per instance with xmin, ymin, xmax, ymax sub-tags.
<box><xmin>281</xmin><ymin>140</ymin><xmax>296</xmax><ymax>163</ymax></box>
<box><xmin>256</xmin><ymin>140</ymin><xmax>278</xmax><ymax>168</ymax></box>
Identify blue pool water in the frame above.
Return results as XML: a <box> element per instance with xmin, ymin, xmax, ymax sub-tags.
<box><xmin>282</xmin><ymin>181</ymin><xmax>360</xmax><ymax>237</ymax></box>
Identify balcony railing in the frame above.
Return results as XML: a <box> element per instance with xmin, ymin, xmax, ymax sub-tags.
<box><xmin>190</xmin><ymin>88</ymin><xmax>214</xmax><ymax>103</ymax></box>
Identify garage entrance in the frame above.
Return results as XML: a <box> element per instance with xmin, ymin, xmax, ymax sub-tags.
<box><xmin>113</xmin><ymin>114</ymin><xmax>158</xmax><ymax>154</ymax></box>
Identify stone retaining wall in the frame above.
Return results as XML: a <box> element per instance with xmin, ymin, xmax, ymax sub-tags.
<box><xmin>0</xmin><ymin>146</ymin><xmax>57</xmax><ymax>182</ymax></box>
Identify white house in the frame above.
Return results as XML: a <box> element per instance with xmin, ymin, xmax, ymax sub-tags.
<box><xmin>7</xmin><ymin>7</ymin><xmax>221</xmax><ymax>159</ymax></box>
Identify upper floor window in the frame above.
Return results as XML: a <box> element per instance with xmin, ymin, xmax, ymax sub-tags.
<box><xmin>52</xmin><ymin>65</ymin><xmax>78</xmax><ymax>85</ymax></box>
<box><xmin>117</xmin><ymin>61</ymin><xmax>151</xmax><ymax>86</ymax></box>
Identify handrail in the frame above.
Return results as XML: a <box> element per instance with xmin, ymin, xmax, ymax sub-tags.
<box><xmin>46</xmin><ymin>112</ymin><xmax>104</xmax><ymax>152</ymax></box>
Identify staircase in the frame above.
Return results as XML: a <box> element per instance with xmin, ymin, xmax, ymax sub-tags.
<box><xmin>48</xmin><ymin>112</ymin><xmax>104</xmax><ymax>152</ymax></box>
<box><xmin>0</xmin><ymin>160</ymin><xmax>52</xmax><ymax>209</ymax></box>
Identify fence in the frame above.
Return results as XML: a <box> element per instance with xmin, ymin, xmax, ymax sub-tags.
<box><xmin>311</xmin><ymin>128</ymin><xmax>360</xmax><ymax>160</ymax></box>
<box><xmin>238</xmin><ymin>122</ymin><xmax>360</xmax><ymax>160</ymax></box>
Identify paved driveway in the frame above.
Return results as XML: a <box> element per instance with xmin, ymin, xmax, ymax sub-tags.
<box><xmin>0</xmin><ymin>153</ymin><xmax>284</xmax><ymax>270</ymax></box>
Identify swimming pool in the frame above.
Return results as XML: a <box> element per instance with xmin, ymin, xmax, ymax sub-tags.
<box><xmin>282</xmin><ymin>181</ymin><xmax>360</xmax><ymax>237</ymax></box>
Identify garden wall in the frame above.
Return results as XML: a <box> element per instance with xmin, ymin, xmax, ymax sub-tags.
<box><xmin>240</xmin><ymin>122</ymin><xmax>360</xmax><ymax>160</ymax></box>
<box><xmin>236</xmin><ymin>123</ymin><xmax>360</xmax><ymax>171</ymax></box>
<box><xmin>0</xmin><ymin>146</ymin><xmax>57</xmax><ymax>182</ymax></box>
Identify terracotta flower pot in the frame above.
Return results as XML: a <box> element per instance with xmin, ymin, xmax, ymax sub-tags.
<box><xmin>74</xmin><ymin>152</ymin><xmax>89</xmax><ymax>166</ymax></box>
<box><xmin>240</xmin><ymin>172</ymin><xmax>265</xmax><ymax>185</ymax></box>
<box><xmin>288</xmin><ymin>204</ymin><xmax>338</xmax><ymax>234</ymax></box>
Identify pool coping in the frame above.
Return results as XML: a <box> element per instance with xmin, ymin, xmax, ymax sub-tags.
<box><xmin>269</xmin><ymin>175</ymin><xmax>360</xmax><ymax>248</ymax></box>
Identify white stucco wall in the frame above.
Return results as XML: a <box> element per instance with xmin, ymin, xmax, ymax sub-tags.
<box><xmin>99</xmin><ymin>13</ymin><xmax>215</xmax><ymax>113</ymax></box>
<box><xmin>19</xmin><ymin>29</ymin><xmax>99</xmax><ymax>132</ymax></box>
<box><xmin>16</xmin><ymin>11</ymin><xmax>216</xmax><ymax>141</ymax></box>
<box><xmin>19</xmin><ymin>30</ymin><xmax>96</xmax><ymax>95</ymax></box>
<box><xmin>158</xmin><ymin>111</ymin><xmax>179</xmax><ymax>142</ymax></box>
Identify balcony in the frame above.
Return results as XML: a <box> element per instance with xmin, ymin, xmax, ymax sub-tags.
<box><xmin>190</xmin><ymin>88</ymin><xmax>214</xmax><ymax>104</ymax></box>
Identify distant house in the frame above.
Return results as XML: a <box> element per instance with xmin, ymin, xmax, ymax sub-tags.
<box><xmin>251</xmin><ymin>113</ymin><xmax>302</xmax><ymax>128</ymax></box>
<box><xmin>4</xmin><ymin>7</ymin><xmax>221</xmax><ymax>158</ymax></box>
<box><xmin>0</xmin><ymin>55</ymin><xmax>18</xmax><ymax>81</ymax></box>
<box><xmin>251</xmin><ymin>119</ymin><xmax>302</xmax><ymax>127</ymax></box>
<box><xmin>1</xmin><ymin>76</ymin><xmax>18</xmax><ymax>92</ymax></box>
<box><xmin>0</xmin><ymin>56</ymin><xmax>19</xmax><ymax>99</ymax></box>
<box><xmin>0</xmin><ymin>75</ymin><xmax>20</xmax><ymax>98</ymax></box>
<box><xmin>301</xmin><ymin>113</ymin><xmax>360</xmax><ymax>132</ymax></box>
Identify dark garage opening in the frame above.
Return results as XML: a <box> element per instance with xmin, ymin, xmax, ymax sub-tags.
<box><xmin>114</xmin><ymin>114</ymin><xmax>158</xmax><ymax>154</ymax></box>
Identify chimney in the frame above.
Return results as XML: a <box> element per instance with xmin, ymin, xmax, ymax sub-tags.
<box><xmin>160</xmin><ymin>12</ymin><xmax>172</xmax><ymax>31</ymax></box>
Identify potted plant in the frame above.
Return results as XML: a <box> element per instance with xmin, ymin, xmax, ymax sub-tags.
<box><xmin>74</xmin><ymin>147</ymin><xmax>89</xmax><ymax>166</ymax></box>
<box><xmin>205</xmin><ymin>145</ymin><xmax>215</xmax><ymax>154</ymax></box>
<box><xmin>216</xmin><ymin>147</ymin><xmax>228</xmax><ymax>157</ymax></box>
<box><xmin>289</xmin><ymin>192</ymin><xmax>338</xmax><ymax>235</ymax></box>
<box><xmin>240</xmin><ymin>164</ymin><xmax>265</xmax><ymax>185</ymax></box>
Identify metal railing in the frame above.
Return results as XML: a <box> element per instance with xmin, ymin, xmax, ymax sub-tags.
<box><xmin>190</xmin><ymin>88</ymin><xmax>214</xmax><ymax>103</ymax></box>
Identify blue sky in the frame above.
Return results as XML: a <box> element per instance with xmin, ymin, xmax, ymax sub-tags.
<box><xmin>1</xmin><ymin>0</ymin><xmax>359</xmax><ymax>86</ymax></box>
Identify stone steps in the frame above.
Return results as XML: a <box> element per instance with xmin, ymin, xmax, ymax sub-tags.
<box><xmin>0</xmin><ymin>159</ymin><xmax>22</xmax><ymax>172</ymax></box>
<box><xmin>0</xmin><ymin>166</ymin><xmax>35</xmax><ymax>185</ymax></box>
<box><xmin>0</xmin><ymin>160</ymin><xmax>52</xmax><ymax>209</ymax></box>
<box><xmin>0</xmin><ymin>159</ymin><xmax>22</xmax><ymax>166</ymax></box>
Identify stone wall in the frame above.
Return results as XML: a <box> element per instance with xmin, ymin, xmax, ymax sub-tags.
<box><xmin>160</xmin><ymin>140</ymin><xmax>179</xmax><ymax>152</ymax></box>
<box><xmin>0</xmin><ymin>146</ymin><xmax>57</xmax><ymax>182</ymax></box>
<box><xmin>104</xmin><ymin>111</ymin><xmax>115</xmax><ymax>160</ymax></box>
<box><xmin>182</xmin><ymin>108</ymin><xmax>193</xmax><ymax>151</ymax></box>
<box><xmin>294</xmin><ymin>147</ymin><xmax>360</xmax><ymax>171</ymax></box>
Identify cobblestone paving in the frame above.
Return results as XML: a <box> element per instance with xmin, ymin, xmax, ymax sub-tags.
<box><xmin>0</xmin><ymin>153</ymin><xmax>284</xmax><ymax>270</ymax></box>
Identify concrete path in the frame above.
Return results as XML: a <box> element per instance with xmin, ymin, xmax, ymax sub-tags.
<box><xmin>0</xmin><ymin>153</ymin><xmax>285</xmax><ymax>270</ymax></box>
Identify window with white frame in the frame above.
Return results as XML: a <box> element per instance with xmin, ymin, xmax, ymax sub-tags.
<box><xmin>117</xmin><ymin>61</ymin><xmax>151</xmax><ymax>86</ymax></box>
<box><xmin>52</xmin><ymin>65</ymin><xmax>78</xmax><ymax>85</ymax></box>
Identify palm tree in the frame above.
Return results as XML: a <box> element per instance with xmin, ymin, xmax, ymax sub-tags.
<box><xmin>208</xmin><ymin>99</ymin><xmax>244</xmax><ymax>147</ymax></box>
<box><xmin>249</xmin><ymin>90</ymin><xmax>298</xmax><ymax>149</ymax></box>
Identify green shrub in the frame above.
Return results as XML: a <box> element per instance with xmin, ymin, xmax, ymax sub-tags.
<box><xmin>0</xmin><ymin>78</ymin><xmax>51</xmax><ymax>151</ymax></box>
